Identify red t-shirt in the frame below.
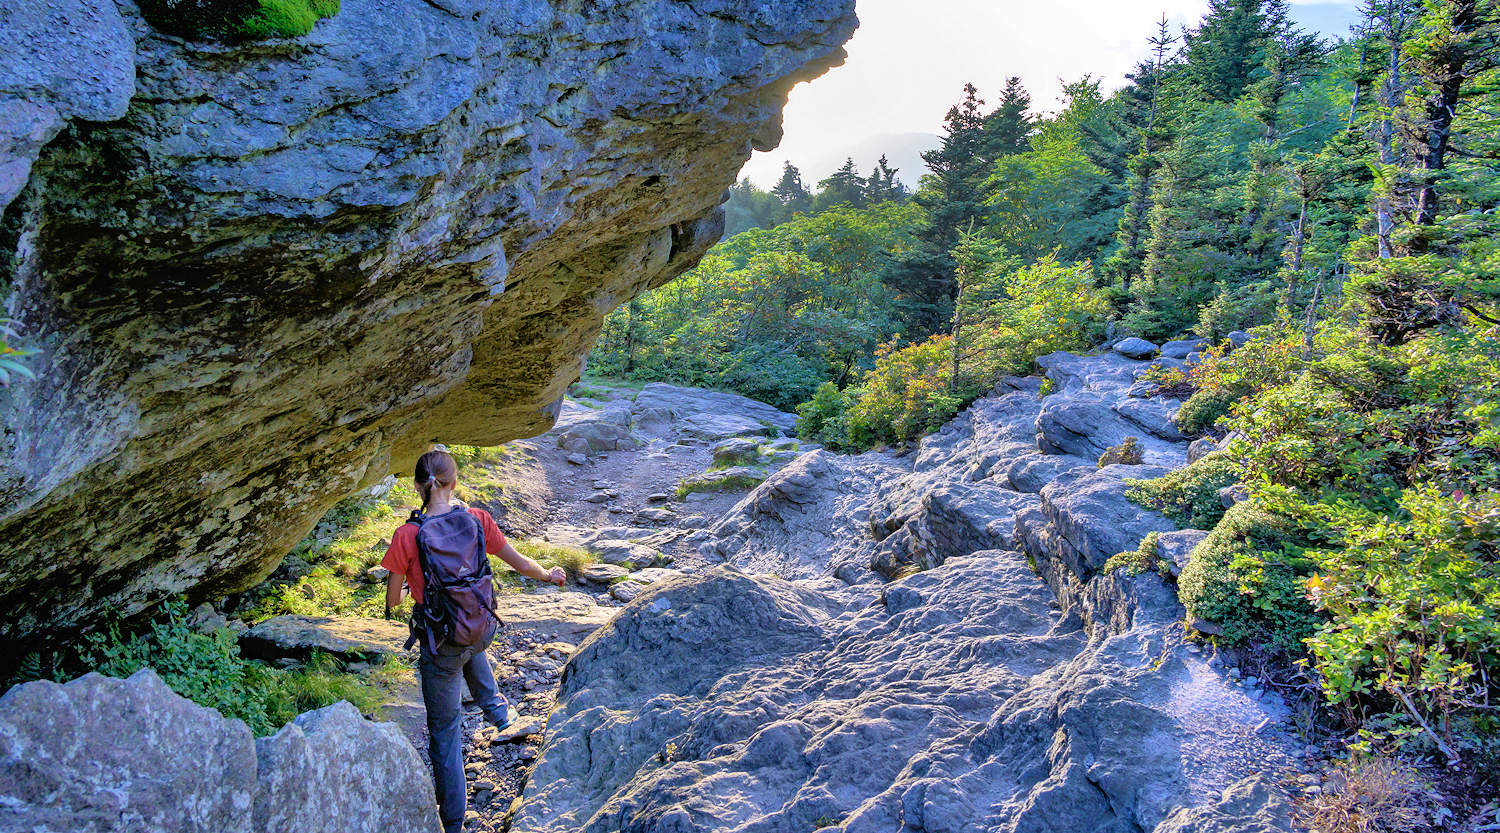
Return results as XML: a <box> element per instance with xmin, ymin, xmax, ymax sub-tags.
<box><xmin>381</xmin><ymin>507</ymin><xmax>508</xmax><ymax>604</ymax></box>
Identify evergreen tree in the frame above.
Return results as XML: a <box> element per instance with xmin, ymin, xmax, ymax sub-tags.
<box><xmin>1107</xmin><ymin>15</ymin><xmax>1180</xmax><ymax>296</ymax></box>
<box><xmin>771</xmin><ymin>162</ymin><xmax>813</xmax><ymax>222</ymax></box>
<box><xmin>865</xmin><ymin>155</ymin><xmax>908</xmax><ymax>204</ymax></box>
<box><xmin>981</xmin><ymin>77</ymin><xmax>1034</xmax><ymax>157</ymax></box>
<box><xmin>1183</xmin><ymin>0</ymin><xmax>1293</xmax><ymax>103</ymax></box>
<box><xmin>814</xmin><ymin>157</ymin><xmax>868</xmax><ymax>211</ymax></box>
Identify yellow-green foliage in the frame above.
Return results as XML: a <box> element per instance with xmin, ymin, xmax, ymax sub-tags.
<box><xmin>136</xmin><ymin>0</ymin><xmax>338</xmax><ymax>41</ymax></box>
<box><xmin>508</xmin><ymin>540</ymin><xmax>595</xmax><ymax>583</ymax></box>
<box><xmin>1127</xmin><ymin>451</ymin><xmax>1240</xmax><ymax>529</ymax></box>
<box><xmin>675</xmin><ymin>472</ymin><xmax>768</xmax><ymax>499</ymax></box>
<box><xmin>1177</xmin><ymin>502</ymin><xmax>1320</xmax><ymax>652</ymax></box>
<box><xmin>1097</xmin><ymin>436</ymin><xmax>1144</xmax><ymax>467</ymax></box>
<box><xmin>1104</xmin><ymin>531</ymin><xmax>1164</xmax><ymax>577</ymax></box>
<box><xmin>241</xmin><ymin>484</ymin><xmax>417</xmax><ymax>621</ymax></box>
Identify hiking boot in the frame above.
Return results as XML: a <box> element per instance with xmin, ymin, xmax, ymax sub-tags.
<box><xmin>485</xmin><ymin>705</ymin><xmax>519</xmax><ymax>730</ymax></box>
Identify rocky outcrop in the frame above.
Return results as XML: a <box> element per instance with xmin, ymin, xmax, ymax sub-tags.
<box><xmin>0</xmin><ymin>668</ymin><xmax>438</xmax><ymax>832</ymax></box>
<box><xmin>514</xmin><ymin>350</ymin><xmax>1300</xmax><ymax>832</ymax></box>
<box><xmin>0</xmin><ymin>0</ymin><xmax>856</xmax><ymax>639</ymax></box>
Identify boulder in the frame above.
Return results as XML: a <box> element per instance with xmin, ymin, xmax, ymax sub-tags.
<box><xmin>239</xmin><ymin>616</ymin><xmax>409</xmax><ymax>663</ymax></box>
<box><xmin>679</xmin><ymin>413</ymin><xmax>774</xmax><ymax>441</ymax></box>
<box><xmin>1155</xmin><ymin>529</ymin><xmax>1210</xmax><ymax>577</ymax></box>
<box><xmin>0</xmin><ymin>669</ymin><xmax>439</xmax><ymax>833</ymax></box>
<box><xmin>591</xmin><ymin>539</ymin><xmax>662</xmax><ymax>569</ymax></box>
<box><xmin>556</xmin><ymin>420</ymin><xmax>637</xmax><ymax>454</ymax></box>
<box><xmin>1227</xmin><ymin>330</ymin><xmax>1255</xmax><ymax>349</ymax></box>
<box><xmin>679</xmin><ymin>465</ymin><xmax>767</xmax><ymax>494</ymax></box>
<box><xmin>253</xmin><ymin>701</ymin><xmax>439</xmax><ymax>833</ymax></box>
<box><xmin>1160</xmin><ymin>339</ymin><xmax>1207</xmax><ymax>359</ymax></box>
<box><xmin>631</xmin><ymin>383</ymin><xmax>799</xmax><ymax>436</ymax></box>
<box><xmin>492</xmin><ymin>590</ymin><xmax>616</xmax><ymax>643</ymax></box>
<box><xmin>1114</xmin><ymin>337</ymin><xmax>1160</xmax><ymax>359</ymax></box>
<box><xmin>710</xmin><ymin>436</ymin><xmax>763</xmax><ymax>467</ymax></box>
<box><xmin>1187</xmin><ymin>437</ymin><xmax>1218</xmax><ymax>464</ymax></box>
<box><xmin>0</xmin><ymin>0</ymin><xmax>857</xmax><ymax>640</ymax></box>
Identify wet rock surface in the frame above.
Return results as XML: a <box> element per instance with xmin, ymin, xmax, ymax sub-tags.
<box><xmin>0</xmin><ymin>0</ymin><xmax>857</xmax><ymax>640</ymax></box>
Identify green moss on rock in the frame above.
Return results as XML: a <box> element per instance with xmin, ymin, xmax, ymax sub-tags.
<box><xmin>137</xmin><ymin>0</ymin><xmax>338</xmax><ymax>41</ymax></box>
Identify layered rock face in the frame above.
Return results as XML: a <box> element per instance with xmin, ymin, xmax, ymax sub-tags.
<box><xmin>0</xmin><ymin>0</ymin><xmax>856</xmax><ymax>638</ymax></box>
<box><xmin>515</xmin><ymin>351</ymin><xmax>1299</xmax><ymax>832</ymax></box>
<box><xmin>0</xmin><ymin>668</ymin><xmax>439</xmax><ymax>832</ymax></box>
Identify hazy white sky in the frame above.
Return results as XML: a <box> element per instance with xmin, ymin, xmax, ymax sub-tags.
<box><xmin>740</xmin><ymin>0</ymin><xmax>1362</xmax><ymax>188</ymax></box>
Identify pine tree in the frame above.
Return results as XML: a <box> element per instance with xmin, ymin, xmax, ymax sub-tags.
<box><xmin>1107</xmin><ymin>16</ymin><xmax>1179</xmax><ymax>296</ymax></box>
<box><xmin>865</xmin><ymin>155</ymin><xmax>907</xmax><ymax>204</ymax></box>
<box><xmin>1183</xmin><ymin>0</ymin><xmax>1293</xmax><ymax>103</ymax></box>
<box><xmin>881</xmin><ymin>84</ymin><xmax>995</xmax><ymax>334</ymax></box>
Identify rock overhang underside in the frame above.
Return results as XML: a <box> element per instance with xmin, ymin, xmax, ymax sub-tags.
<box><xmin>0</xmin><ymin>0</ymin><xmax>858</xmax><ymax>639</ymax></box>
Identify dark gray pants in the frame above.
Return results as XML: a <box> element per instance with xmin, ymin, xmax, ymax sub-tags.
<box><xmin>419</xmin><ymin>632</ymin><xmax>507</xmax><ymax>833</ymax></box>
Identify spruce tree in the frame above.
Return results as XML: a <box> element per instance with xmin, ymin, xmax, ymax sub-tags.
<box><xmin>771</xmin><ymin>162</ymin><xmax>813</xmax><ymax>223</ymax></box>
<box><xmin>814</xmin><ymin>157</ymin><xmax>868</xmax><ymax>211</ymax></box>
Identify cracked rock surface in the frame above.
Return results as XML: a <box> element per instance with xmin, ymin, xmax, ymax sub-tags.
<box><xmin>514</xmin><ymin>351</ymin><xmax>1303</xmax><ymax>832</ymax></box>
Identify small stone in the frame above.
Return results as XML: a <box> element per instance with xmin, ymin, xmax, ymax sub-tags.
<box><xmin>635</xmin><ymin>507</ymin><xmax>675</xmax><ymax>523</ymax></box>
<box><xmin>581</xmin><ymin>563</ymin><xmax>631</xmax><ymax>584</ymax></box>
<box><xmin>566</xmin><ymin>453</ymin><xmax>588</xmax><ymax>466</ymax></box>
<box><xmin>494</xmin><ymin>717</ymin><xmax>544</xmax><ymax>743</ymax></box>
<box><xmin>646</xmin><ymin>493</ymin><xmax>672</xmax><ymax>503</ymax></box>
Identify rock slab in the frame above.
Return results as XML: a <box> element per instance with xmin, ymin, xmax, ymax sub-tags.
<box><xmin>0</xmin><ymin>669</ymin><xmax>439</xmax><ymax>833</ymax></box>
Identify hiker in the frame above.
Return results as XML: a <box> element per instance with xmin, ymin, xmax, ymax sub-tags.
<box><xmin>381</xmin><ymin>448</ymin><xmax>565</xmax><ymax>833</ymax></box>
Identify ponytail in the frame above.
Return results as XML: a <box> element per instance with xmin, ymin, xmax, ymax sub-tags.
<box><xmin>414</xmin><ymin>449</ymin><xmax>458</xmax><ymax>512</ymax></box>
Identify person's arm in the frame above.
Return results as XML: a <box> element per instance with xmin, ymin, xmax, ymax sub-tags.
<box><xmin>496</xmin><ymin>541</ymin><xmax>566</xmax><ymax>586</ymax></box>
<box><xmin>385</xmin><ymin>573</ymin><xmax>408</xmax><ymax>620</ymax></box>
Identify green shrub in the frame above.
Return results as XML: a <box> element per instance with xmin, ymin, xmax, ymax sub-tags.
<box><xmin>1174</xmin><ymin>387</ymin><xmax>1245</xmax><ymax>435</ymax></box>
<box><xmin>1305</xmin><ymin>487</ymin><xmax>1500</xmax><ymax>724</ymax></box>
<box><xmin>1127</xmin><ymin>451</ymin><xmax>1240</xmax><ymax>529</ymax></box>
<box><xmin>842</xmin><ymin>334</ymin><xmax>963</xmax><ymax>449</ymax></box>
<box><xmin>21</xmin><ymin>601</ymin><xmax>402</xmax><ymax>737</ymax></box>
<box><xmin>796</xmin><ymin>381</ymin><xmax>851</xmax><ymax>448</ymax></box>
<box><xmin>1104</xmin><ymin>531</ymin><xmax>1167</xmax><ymax>577</ymax></box>
<box><xmin>1177</xmin><ymin>502</ymin><xmax>1321</xmax><ymax>652</ymax></box>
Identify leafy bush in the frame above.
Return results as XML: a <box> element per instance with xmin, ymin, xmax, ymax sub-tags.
<box><xmin>1127</xmin><ymin>451</ymin><xmax>1240</xmax><ymax>529</ymax></box>
<box><xmin>1176</xmin><ymin>502</ymin><xmax>1321</xmax><ymax>652</ymax></box>
<box><xmin>842</xmin><ymin>335</ymin><xmax>963</xmax><ymax>449</ymax></box>
<box><xmin>796</xmin><ymin>381</ymin><xmax>852</xmax><ymax>448</ymax></box>
<box><xmin>15</xmin><ymin>601</ymin><xmax>401</xmax><ymax>736</ymax></box>
<box><xmin>1305</xmin><ymin>487</ymin><xmax>1500</xmax><ymax>726</ymax></box>
<box><xmin>1169</xmin><ymin>329</ymin><xmax>1310</xmax><ymax>434</ymax></box>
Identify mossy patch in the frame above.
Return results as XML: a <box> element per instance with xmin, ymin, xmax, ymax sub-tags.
<box><xmin>675</xmin><ymin>472</ymin><xmax>766</xmax><ymax>499</ymax></box>
<box><xmin>136</xmin><ymin>0</ymin><xmax>339</xmax><ymax>41</ymax></box>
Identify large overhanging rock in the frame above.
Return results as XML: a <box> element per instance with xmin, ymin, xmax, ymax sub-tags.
<box><xmin>0</xmin><ymin>0</ymin><xmax>856</xmax><ymax>639</ymax></box>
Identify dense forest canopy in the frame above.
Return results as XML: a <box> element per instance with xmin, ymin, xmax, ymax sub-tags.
<box><xmin>589</xmin><ymin>0</ymin><xmax>1500</xmax><ymax>768</ymax></box>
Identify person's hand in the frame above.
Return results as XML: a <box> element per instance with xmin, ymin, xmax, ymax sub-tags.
<box><xmin>547</xmin><ymin>567</ymin><xmax>567</xmax><ymax>587</ymax></box>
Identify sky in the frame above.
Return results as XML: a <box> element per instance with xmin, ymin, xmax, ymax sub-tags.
<box><xmin>739</xmin><ymin>0</ymin><xmax>1364</xmax><ymax>190</ymax></box>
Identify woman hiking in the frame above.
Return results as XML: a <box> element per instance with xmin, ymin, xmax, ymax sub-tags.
<box><xmin>381</xmin><ymin>448</ymin><xmax>565</xmax><ymax>833</ymax></box>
